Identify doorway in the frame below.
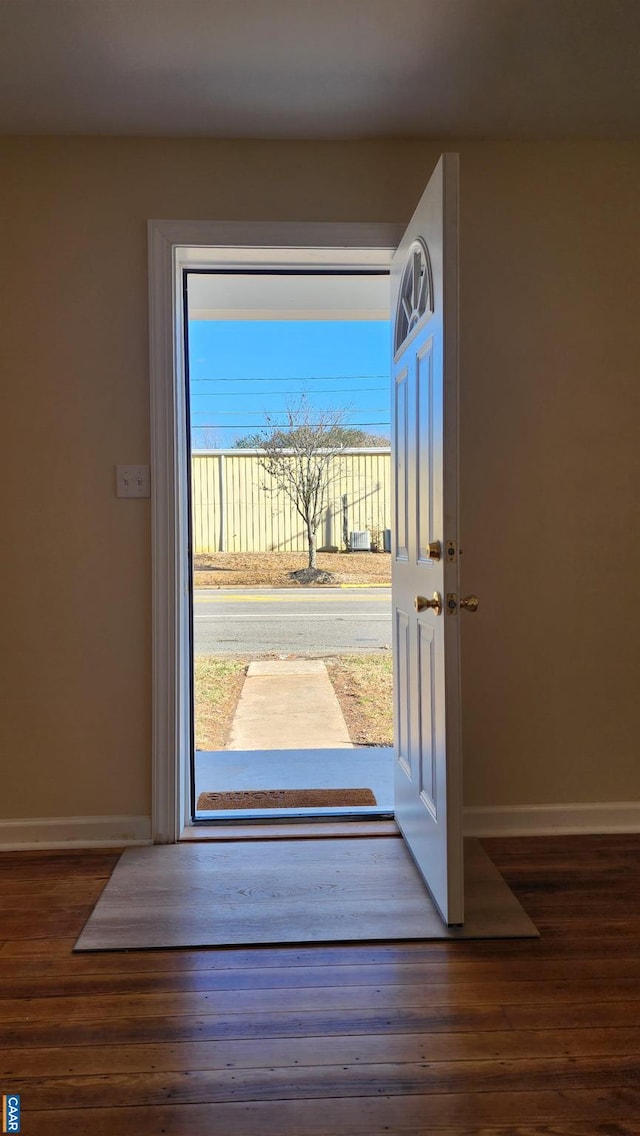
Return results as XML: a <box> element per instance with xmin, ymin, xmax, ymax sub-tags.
<box><xmin>185</xmin><ymin>268</ymin><xmax>394</xmax><ymax>823</ymax></box>
<box><xmin>148</xmin><ymin>222</ymin><xmax>403</xmax><ymax>844</ymax></box>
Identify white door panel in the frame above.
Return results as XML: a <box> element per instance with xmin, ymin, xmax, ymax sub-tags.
<box><xmin>391</xmin><ymin>154</ymin><xmax>463</xmax><ymax>926</ymax></box>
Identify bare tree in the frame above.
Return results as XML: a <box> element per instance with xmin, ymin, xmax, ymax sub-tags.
<box><xmin>195</xmin><ymin>426</ymin><xmax>222</xmax><ymax>450</ymax></box>
<box><xmin>256</xmin><ymin>397</ymin><xmax>350</xmax><ymax>570</ymax></box>
<box><xmin>235</xmin><ymin>424</ymin><xmax>388</xmax><ymax>449</ymax></box>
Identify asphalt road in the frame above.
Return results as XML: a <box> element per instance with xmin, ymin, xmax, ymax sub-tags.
<box><xmin>193</xmin><ymin>587</ymin><xmax>392</xmax><ymax>655</ymax></box>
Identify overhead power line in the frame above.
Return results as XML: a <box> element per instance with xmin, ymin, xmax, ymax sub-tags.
<box><xmin>190</xmin><ymin>374</ymin><xmax>389</xmax><ymax>383</ymax></box>
<box><xmin>193</xmin><ymin>421</ymin><xmax>391</xmax><ymax>430</ymax></box>
<box><xmin>190</xmin><ymin>386</ymin><xmax>387</xmax><ymax>396</ymax></box>
<box><xmin>192</xmin><ymin>408</ymin><xmax>388</xmax><ymax>417</ymax></box>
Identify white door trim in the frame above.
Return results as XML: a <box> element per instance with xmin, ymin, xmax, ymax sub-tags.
<box><xmin>148</xmin><ymin>220</ymin><xmax>404</xmax><ymax>843</ymax></box>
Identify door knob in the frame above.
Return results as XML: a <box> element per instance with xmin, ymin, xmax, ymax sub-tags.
<box><xmin>415</xmin><ymin>592</ymin><xmax>443</xmax><ymax>616</ymax></box>
<box><xmin>460</xmin><ymin>595</ymin><xmax>479</xmax><ymax>613</ymax></box>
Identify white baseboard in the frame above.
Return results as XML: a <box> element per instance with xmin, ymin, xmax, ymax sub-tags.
<box><xmin>464</xmin><ymin>801</ymin><xmax>640</xmax><ymax>838</ymax></box>
<box><xmin>1</xmin><ymin>805</ymin><xmax>638</xmax><ymax>849</ymax></box>
<box><xmin>0</xmin><ymin>815</ymin><xmax>152</xmax><ymax>851</ymax></box>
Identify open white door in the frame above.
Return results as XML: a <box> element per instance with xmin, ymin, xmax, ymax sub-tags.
<box><xmin>391</xmin><ymin>154</ymin><xmax>465</xmax><ymax>926</ymax></box>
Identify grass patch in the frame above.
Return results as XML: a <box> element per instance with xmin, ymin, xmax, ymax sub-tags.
<box><xmin>194</xmin><ymin>656</ymin><xmax>248</xmax><ymax>751</ymax></box>
<box><xmin>326</xmin><ymin>654</ymin><xmax>393</xmax><ymax>747</ymax></box>
<box><xmin>194</xmin><ymin>551</ymin><xmax>390</xmax><ymax>589</ymax></box>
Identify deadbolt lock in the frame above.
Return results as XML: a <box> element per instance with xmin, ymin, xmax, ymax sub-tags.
<box><xmin>415</xmin><ymin>592</ymin><xmax>443</xmax><ymax>616</ymax></box>
<box><xmin>425</xmin><ymin>541</ymin><xmax>441</xmax><ymax>561</ymax></box>
<box><xmin>446</xmin><ymin>594</ymin><xmax>480</xmax><ymax>615</ymax></box>
<box><xmin>460</xmin><ymin>595</ymin><xmax>479</xmax><ymax>613</ymax></box>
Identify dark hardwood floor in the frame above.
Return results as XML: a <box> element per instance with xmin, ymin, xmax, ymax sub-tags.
<box><xmin>0</xmin><ymin>834</ymin><xmax>639</xmax><ymax>1134</ymax></box>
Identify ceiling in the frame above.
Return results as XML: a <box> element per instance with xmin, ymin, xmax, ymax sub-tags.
<box><xmin>1</xmin><ymin>0</ymin><xmax>639</xmax><ymax>140</ymax></box>
<box><xmin>187</xmin><ymin>271</ymin><xmax>390</xmax><ymax>321</ymax></box>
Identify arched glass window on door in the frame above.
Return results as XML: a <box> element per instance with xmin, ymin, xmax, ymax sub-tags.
<box><xmin>394</xmin><ymin>238</ymin><xmax>434</xmax><ymax>354</ymax></box>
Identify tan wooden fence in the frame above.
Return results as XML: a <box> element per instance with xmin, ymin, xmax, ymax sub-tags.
<box><xmin>191</xmin><ymin>448</ymin><xmax>391</xmax><ymax>554</ymax></box>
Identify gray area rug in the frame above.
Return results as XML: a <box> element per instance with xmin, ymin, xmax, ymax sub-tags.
<box><xmin>75</xmin><ymin>836</ymin><xmax>538</xmax><ymax>951</ymax></box>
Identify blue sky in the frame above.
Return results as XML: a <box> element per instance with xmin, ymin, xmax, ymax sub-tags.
<box><xmin>188</xmin><ymin>319</ymin><xmax>391</xmax><ymax>449</ymax></box>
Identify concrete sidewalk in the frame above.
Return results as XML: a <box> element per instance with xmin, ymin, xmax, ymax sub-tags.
<box><xmin>228</xmin><ymin>659</ymin><xmax>353</xmax><ymax>750</ymax></box>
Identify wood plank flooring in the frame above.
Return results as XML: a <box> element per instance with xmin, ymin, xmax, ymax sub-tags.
<box><xmin>0</xmin><ymin>834</ymin><xmax>639</xmax><ymax>1134</ymax></box>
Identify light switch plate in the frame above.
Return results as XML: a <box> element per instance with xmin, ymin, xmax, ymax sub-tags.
<box><xmin>116</xmin><ymin>464</ymin><xmax>151</xmax><ymax>498</ymax></box>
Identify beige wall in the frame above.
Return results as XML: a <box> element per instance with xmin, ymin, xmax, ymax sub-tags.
<box><xmin>1</xmin><ymin>137</ymin><xmax>638</xmax><ymax>823</ymax></box>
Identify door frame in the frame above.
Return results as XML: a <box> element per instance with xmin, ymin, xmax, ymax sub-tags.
<box><xmin>148</xmin><ymin>220</ymin><xmax>404</xmax><ymax>842</ymax></box>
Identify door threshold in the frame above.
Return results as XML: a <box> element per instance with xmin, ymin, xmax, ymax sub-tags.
<box><xmin>180</xmin><ymin>819</ymin><xmax>400</xmax><ymax>842</ymax></box>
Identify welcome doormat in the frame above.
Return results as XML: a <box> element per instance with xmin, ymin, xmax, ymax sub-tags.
<box><xmin>197</xmin><ymin>788</ymin><xmax>377</xmax><ymax>810</ymax></box>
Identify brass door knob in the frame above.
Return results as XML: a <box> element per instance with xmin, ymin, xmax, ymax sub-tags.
<box><xmin>460</xmin><ymin>595</ymin><xmax>479</xmax><ymax>613</ymax></box>
<box><xmin>415</xmin><ymin>592</ymin><xmax>443</xmax><ymax>616</ymax></box>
